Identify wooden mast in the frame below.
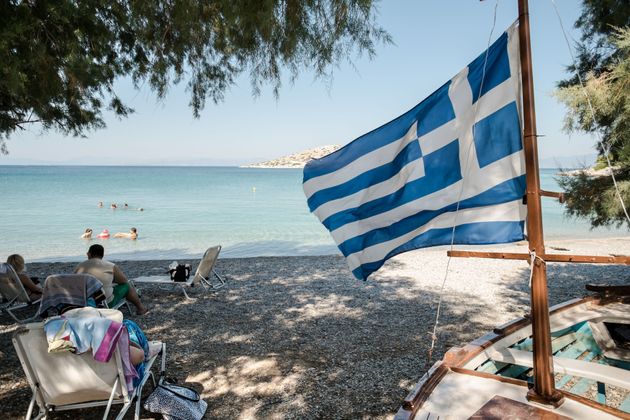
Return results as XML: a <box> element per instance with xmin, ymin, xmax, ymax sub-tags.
<box><xmin>446</xmin><ymin>0</ymin><xmax>629</xmax><ymax>408</ymax></box>
<box><xmin>517</xmin><ymin>0</ymin><xmax>564</xmax><ymax>407</ymax></box>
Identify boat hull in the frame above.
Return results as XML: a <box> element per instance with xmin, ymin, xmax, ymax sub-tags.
<box><xmin>396</xmin><ymin>295</ymin><xmax>630</xmax><ymax>419</ymax></box>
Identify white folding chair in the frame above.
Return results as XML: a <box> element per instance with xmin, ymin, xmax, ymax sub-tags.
<box><xmin>132</xmin><ymin>245</ymin><xmax>225</xmax><ymax>299</ymax></box>
<box><xmin>104</xmin><ymin>294</ymin><xmax>132</xmax><ymax>313</ymax></box>
<box><xmin>191</xmin><ymin>245</ymin><xmax>226</xmax><ymax>290</ymax></box>
<box><xmin>0</xmin><ymin>263</ymin><xmax>40</xmax><ymax>323</ymax></box>
<box><xmin>12</xmin><ymin>309</ymin><xmax>166</xmax><ymax>420</ymax></box>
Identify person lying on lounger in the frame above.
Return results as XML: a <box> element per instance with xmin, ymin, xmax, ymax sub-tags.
<box><xmin>75</xmin><ymin>244</ymin><xmax>148</xmax><ymax>315</ymax></box>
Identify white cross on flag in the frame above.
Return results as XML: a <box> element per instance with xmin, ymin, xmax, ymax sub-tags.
<box><xmin>303</xmin><ymin>23</ymin><xmax>526</xmax><ymax>280</ymax></box>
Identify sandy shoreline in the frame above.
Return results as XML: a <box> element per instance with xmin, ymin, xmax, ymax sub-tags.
<box><xmin>1</xmin><ymin>237</ymin><xmax>628</xmax><ymax>418</ymax></box>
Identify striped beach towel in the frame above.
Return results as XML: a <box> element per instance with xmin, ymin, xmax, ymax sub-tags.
<box><xmin>39</xmin><ymin>274</ymin><xmax>103</xmax><ymax>315</ymax></box>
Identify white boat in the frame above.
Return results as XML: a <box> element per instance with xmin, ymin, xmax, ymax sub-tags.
<box><xmin>396</xmin><ymin>289</ymin><xmax>630</xmax><ymax>418</ymax></box>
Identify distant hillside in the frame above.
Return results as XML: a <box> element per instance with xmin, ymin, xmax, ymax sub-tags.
<box><xmin>243</xmin><ymin>145</ymin><xmax>341</xmax><ymax>168</ymax></box>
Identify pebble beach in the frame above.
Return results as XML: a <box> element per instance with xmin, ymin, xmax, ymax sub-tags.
<box><xmin>0</xmin><ymin>237</ymin><xmax>628</xmax><ymax>418</ymax></box>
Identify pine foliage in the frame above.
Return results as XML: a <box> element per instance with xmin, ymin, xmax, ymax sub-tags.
<box><xmin>0</xmin><ymin>0</ymin><xmax>390</xmax><ymax>152</ymax></box>
<box><xmin>555</xmin><ymin>1</ymin><xmax>630</xmax><ymax>228</ymax></box>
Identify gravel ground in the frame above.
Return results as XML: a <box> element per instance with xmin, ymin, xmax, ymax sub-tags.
<box><xmin>0</xmin><ymin>237</ymin><xmax>628</xmax><ymax>419</ymax></box>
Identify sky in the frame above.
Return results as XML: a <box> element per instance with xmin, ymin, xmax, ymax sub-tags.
<box><xmin>2</xmin><ymin>0</ymin><xmax>597</xmax><ymax>167</ymax></box>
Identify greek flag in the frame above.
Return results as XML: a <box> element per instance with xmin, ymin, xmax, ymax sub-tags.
<box><xmin>303</xmin><ymin>24</ymin><xmax>526</xmax><ymax>280</ymax></box>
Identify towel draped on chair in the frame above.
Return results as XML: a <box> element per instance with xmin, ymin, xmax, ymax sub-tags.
<box><xmin>38</xmin><ymin>274</ymin><xmax>103</xmax><ymax>315</ymax></box>
<box><xmin>44</xmin><ymin>314</ymin><xmax>139</xmax><ymax>391</ymax></box>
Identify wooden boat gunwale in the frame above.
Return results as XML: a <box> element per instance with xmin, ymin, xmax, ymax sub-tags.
<box><xmin>397</xmin><ymin>295</ymin><xmax>630</xmax><ymax>419</ymax></box>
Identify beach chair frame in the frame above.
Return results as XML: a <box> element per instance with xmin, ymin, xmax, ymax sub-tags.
<box><xmin>13</xmin><ymin>322</ymin><xmax>166</xmax><ymax>420</ymax></box>
<box><xmin>191</xmin><ymin>245</ymin><xmax>226</xmax><ymax>291</ymax></box>
<box><xmin>0</xmin><ymin>263</ymin><xmax>40</xmax><ymax>323</ymax></box>
<box><xmin>104</xmin><ymin>295</ymin><xmax>132</xmax><ymax>313</ymax></box>
<box><xmin>132</xmin><ymin>245</ymin><xmax>225</xmax><ymax>299</ymax></box>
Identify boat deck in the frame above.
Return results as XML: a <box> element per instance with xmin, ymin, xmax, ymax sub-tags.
<box><xmin>404</xmin><ymin>368</ymin><xmax>622</xmax><ymax>419</ymax></box>
<box><xmin>395</xmin><ymin>298</ymin><xmax>630</xmax><ymax>419</ymax></box>
<box><xmin>476</xmin><ymin>320</ymin><xmax>630</xmax><ymax>412</ymax></box>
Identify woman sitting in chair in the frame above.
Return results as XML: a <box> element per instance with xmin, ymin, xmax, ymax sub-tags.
<box><xmin>6</xmin><ymin>254</ymin><xmax>42</xmax><ymax>299</ymax></box>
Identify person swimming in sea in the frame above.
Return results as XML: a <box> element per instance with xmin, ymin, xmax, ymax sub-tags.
<box><xmin>111</xmin><ymin>203</ymin><xmax>117</xmax><ymax>209</ymax></box>
<box><xmin>114</xmin><ymin>227</ymin><xmax>138</xmax><ymax>240</ymax></box>
<box><xmin>98</xmin><ymin>201</ymin><xmax>103</xmax><ymax>207</ymax></box>
<box><xmin>96</xmin><ymin>229</ymin><xmax>110</xmax><ymax>239</ymax></box>
<box><xmin>80</xmin><ymin>228</ymin><xmax>93</xmax><ymax>239</ymax></box>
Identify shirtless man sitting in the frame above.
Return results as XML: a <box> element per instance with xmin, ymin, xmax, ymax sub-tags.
<box><xmin>75</xmin><ymin>244</ymin><xmax>147</xmax><ymax>315</ymax></box>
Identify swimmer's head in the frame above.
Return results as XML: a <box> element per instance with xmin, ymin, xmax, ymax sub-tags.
<box><xmin>131</xmin><ymin>227</ymin><xmax>137</xmax><ymax>233</ymax></box>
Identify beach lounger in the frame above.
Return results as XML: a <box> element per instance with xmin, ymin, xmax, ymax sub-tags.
<box><xmin>132</xmin><ymin>245</ymin><xmax>226</xmax><ymax>299</ymax></box>
<box><xmin>12</xmin><ymin>309</ymin><xmax>166</xmax><ymax>420</ymax></box>
<box><xmin>0</xmin><ymin>263</ymin><xmax>40</xmax><ymax>323</ymax></box>
<box><xmin>192</xmin><ymin>245</ymin><xmax>226</xmax><ymax>290</ymax></box>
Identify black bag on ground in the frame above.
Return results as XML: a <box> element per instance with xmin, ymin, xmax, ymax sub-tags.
<box><xmin>169</xmin><ymin>264</ymin><xmax>191</xmax><ymax>282</ymax></box>
<box><xmin>144</xmin><ymin>381</ymin><xmax>207</xmax><ymax>420</ymax></box>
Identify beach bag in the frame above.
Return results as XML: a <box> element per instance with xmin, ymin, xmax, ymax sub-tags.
<box><xmin>169</xmin><ymin>263</ymin><xmax>191</xmax><ymax>282</ymax></box>
<box><xmin>144</xmin><ymin>381</ymin><xmax>207</xmax><ymax>420</ymax></box>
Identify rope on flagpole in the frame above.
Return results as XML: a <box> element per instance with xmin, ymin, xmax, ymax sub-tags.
<box><xmin>549</xmin><ymin>0</ymin><xmax>630</xmax><ymax>227</ymax></box>
<box><xmin>426</xmin><ymin>0</ymin><xmax>501</xmax><ymax>367</ymax></box>
<box><xmin>528</xmin><ymin>250</ymin><xmax>545</xmax><ymax>288</ymax></box>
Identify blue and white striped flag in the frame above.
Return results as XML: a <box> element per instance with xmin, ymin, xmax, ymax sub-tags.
<box><xmin>303</xmin><ymin>24</ymin><xmax>526</xmax><ymax>280</ymax></box>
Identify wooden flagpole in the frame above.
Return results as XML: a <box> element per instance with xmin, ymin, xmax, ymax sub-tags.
<box><xmin>448</xmin><ymin>0</ymin><xmax>629</xmax><ymax>407</ymax></box>
<box><xmin>518</xmin><ymin>0</ymin><xmax>564</xmax><ymax>407</ymax></box>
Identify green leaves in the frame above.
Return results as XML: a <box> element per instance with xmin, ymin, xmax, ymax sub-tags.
<box><xmin>0</xmin><ymin>0</ymin><xmax>390</xmax><ymax>151</ymax></box>
<box><xmin>558</xmin><ymin>170</ymin><xmax>630</xmax><ymax>228</ymax></box>
<box><xmin>555</xmin><ymin>1</ymin><xmax>630</xmax><ymax>229</ymax></box>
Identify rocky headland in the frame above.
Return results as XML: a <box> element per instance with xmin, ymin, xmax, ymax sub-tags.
<box><xmin>558</xmin><ymin>166</ymin><xmax>618</xmax><ymax>177</ymax></box>
<box><xmin>242</xmin><ymin>145</ymin><xmax>341</xmax><ymax>168</ymax></box>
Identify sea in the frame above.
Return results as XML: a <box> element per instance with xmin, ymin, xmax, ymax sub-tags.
<box><xmin>0</xmin><ymin>166</ymin><xmax>625</xmax><ymax>262</ymax></box>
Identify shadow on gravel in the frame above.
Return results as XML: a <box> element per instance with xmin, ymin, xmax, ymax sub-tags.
<box><xmin>496</xmin><ymin>261</ymin><xmax>630</xmax><ymax>310</ymax></box>
<box><xmin>5</xmin><ymin>255</ymin><xmax>618</xmax><ymax>418</ymax></box>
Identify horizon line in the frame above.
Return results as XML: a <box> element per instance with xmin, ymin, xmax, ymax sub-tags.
<box><xmin>0</xmin><ymin>163</ymin><xmax>577</xmax><ymax>170</ymax></box>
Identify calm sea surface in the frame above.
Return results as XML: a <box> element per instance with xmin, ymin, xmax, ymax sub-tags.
<box><xmin>0</xmin><ymin>166</ymin><xmax>625</xmax><ymax>262</ymax></box>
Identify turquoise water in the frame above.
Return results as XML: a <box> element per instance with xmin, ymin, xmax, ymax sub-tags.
<box><xmin>0</xmin><ymin>166</ymin><xmax>624</xmax><ymax>262</ymax></box>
